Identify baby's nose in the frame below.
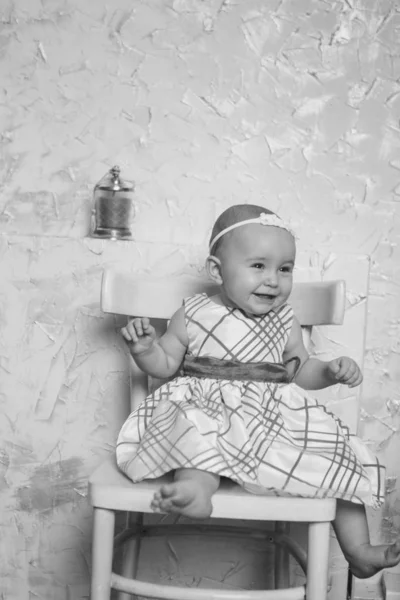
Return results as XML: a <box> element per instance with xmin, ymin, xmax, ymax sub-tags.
<box><xmin>263</xmin><ymin>270</ymin><xmax>278</xmax><ymax>285</ymax></box>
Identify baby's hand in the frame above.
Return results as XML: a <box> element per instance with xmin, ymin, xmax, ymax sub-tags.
<box><xmin>121</xmin><ymin>317</ymin><xmax>156</xmax><ymax>356</ymax></box>
<box><xmin>327</xmin><ymin>357</ymin><xmax>363</xmax><ymax>388</ymax></box>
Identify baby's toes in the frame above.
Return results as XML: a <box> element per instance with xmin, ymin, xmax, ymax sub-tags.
<box><xmin>391</xmin><ymin>540</ymin><xmax>400</xmax><ymax>557</ymax></box>
<box><xmin>150</xmin><ymin>500</ymin><xmax>160</xmax><ymax>512</ymax></box>
<box><xmin>150</xmin><ymin>493</ymin><xmax>162</xmax><ymax>512</ymax></box>
<box><xmin>153</xmin><ymin>491</ymin><xmax>162</xmax><ymax>503</ymax></box>
<box><xmin>158</xmin><ymin>498</ymin><xmax>173</xmax><ymax>512</ymax></box>
<box><xmin>159</xmin><ymin>483</ymin><xmax>176</xmax><ymax>499</ymax></box>
<box><xmin>385</xmin><ymin>541</ymin><xmax>400</xmax><ymax>566</ymax></box>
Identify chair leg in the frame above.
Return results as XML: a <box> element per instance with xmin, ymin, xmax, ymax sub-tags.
<box><xmin>91</xmin><ymin>508</ymin><xmax>116</xmax><ymax>600</ymax></box>
<box><xmin>306</xmin><ymin>521</ymin><xmax>331</xmax><ymax>600</ymax></box>
<box><xmin>117</xmin><ymin>513</ymin><xmax>143</xmax><ymax>600</ymax></box>
<box><xmin>274</xmin><ymin>522</ymin><xmax>290</xmax><ymax>588</ymax></box>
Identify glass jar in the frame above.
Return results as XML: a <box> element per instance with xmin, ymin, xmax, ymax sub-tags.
<box><xmin>91</xmin><ymin>166</ymin><xmax>135</xmax><ymax>240</ymax></box>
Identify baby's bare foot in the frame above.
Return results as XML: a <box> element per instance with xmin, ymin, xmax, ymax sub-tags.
<box><xmin>150</xmin><ymin>480</ymin><xmax>213</xmax><ymax>519</ymax></box>
<box><xmin>348</xmin><ymin>541</ymin><xmax>400</xmax><ymax>579</ymax></box>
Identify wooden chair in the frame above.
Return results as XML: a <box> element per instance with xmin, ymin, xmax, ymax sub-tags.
<box><xmin>89</xmin><ymin>268</ymin><xmax>347</xmax><ymax>600</ymax></box>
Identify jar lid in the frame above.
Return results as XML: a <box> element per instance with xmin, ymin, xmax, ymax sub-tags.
<box><xmin>95</xmin><ymin>165</ymin><xmax>134</xmax><ymax>192</ymax></box>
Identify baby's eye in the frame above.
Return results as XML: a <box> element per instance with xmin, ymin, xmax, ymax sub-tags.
<box><xmin>280</xmin><ymin>265</ymin><xmax>293</xmax><ymax>273</ymax></box>
<box><xmin>251</xmin><ymin>263</ymin><xmax>264</xmax><ymax>270</ymax></box>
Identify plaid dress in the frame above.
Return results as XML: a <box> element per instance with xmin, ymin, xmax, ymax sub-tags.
<box><xmin>116</xmin><ymin>293</ymin><xmax>384</xmax><ymax>507</ymax></box>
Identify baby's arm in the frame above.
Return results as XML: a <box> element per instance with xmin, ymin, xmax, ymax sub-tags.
<box><xmin>121</xmin><ymin>306</ymin><xmax>188</xmax><ymax>379</ymax></box>
<box><xmin>282</xmin><ymin>316</ymin><xmax>363</xmax><ymax>391</ymax></box>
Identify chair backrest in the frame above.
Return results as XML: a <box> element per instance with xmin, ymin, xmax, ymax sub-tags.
<box><xmin>101</xmin><ymin>267</ymin><xmax>346</xmax><ymax>414</ymax></box>
<box><xmin>101</xmin><ymin>268</ymin><xmax>345</xmax><ymax>326</ymax></box>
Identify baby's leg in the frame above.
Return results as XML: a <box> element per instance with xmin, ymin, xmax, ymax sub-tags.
<box><xmin>334</xmin><ymin>500</ymin><xmax>400</xmax><ymax>579</ymax></box>
<box><xmin>151</xmin><ymin>469</ymin><xmax>220</xmax><ymax>519</ymax></box>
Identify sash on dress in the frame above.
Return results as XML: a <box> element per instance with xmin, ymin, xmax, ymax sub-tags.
<box><xmin>181</xmin><ymin>355</ymin><xmax>300</xmax><ymax>383</ymax></box>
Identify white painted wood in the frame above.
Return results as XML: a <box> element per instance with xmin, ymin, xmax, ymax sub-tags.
<box><xmin>90</xmin><ymin>508</ymin><xmax>115</xmax><ymax>600</ymax></box>
<box><xmin>89</xmin><ymin>456</ymin><xmax>336</xmax><ymax>523</ymax></box>
<box><xmin>117</xmin><ymin>513</ymin><xmax>142</xmax><ymax>600</ymax></box>
<box><xmin>382</xmin><ymin>572</ymin><xmax>400</xmax><ymax>599</ymax></box>
<box><xmin>306</xmin><ymin>522</ymin><xmax>331</xmax><ymax>600</ymax></box>
<box><xmin>111</xmin><ymin>572</ymin><xmax>305</xmax><ymax>599</ymax></box>
<box><xmin>101</xmin><ymin>268</ymin><xmax>346</xmax><ymax>326</ymax></box>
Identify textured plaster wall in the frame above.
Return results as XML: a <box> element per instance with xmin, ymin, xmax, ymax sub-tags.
<box><xmin>0</xmin><ymin>0</ymin><xmax>399</xmax><ymax>599</ymax></box>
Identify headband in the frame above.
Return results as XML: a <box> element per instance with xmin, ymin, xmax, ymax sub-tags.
<box><xmin>209</xmin><ymin>212</ymin><xmax>295</xmax><ymax>253</ymax></box>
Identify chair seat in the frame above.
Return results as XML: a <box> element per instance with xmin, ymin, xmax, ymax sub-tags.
<box><xmin>89</xmin><ymin>456</ymin><xmax>336</xmax><ymax>522</ymax></box>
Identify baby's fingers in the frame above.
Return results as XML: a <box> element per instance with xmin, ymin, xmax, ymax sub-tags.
<box><xmin>337</xmin><ymin>362</ymin><xmax>354</xmax><ymax>382</ymax></box>
<box><xmin>347</xmin><ymin>368</ymin><xmax>363</xmax><ymax>388</ymax></box>
<box><xmin>329</xmin><ymin>358</ymin><xmax>345</xmax><ymax>381</ymax></box>
<box><xmin>121</xmin><ymin>321</ymin><xmax>139</xmax><ymax>343</ymax></box>
<box><xmin>141</xmin><ymin>317</ymin><xmax>152</xmax><ymax>333</ymax></box>
<box><xmin>122</xmin><ymin>318</ymin><xmax>149</xmax><ymax>340</ymax></box>
<box><xmin>334</xmin><ymin>358</ymin><xmax>363</xmax><ymax>388</ymax></box>
<box><xmin>131</xmin><ymin>317</ymin><xmax>146</xmax><ymax>337</ymax></box>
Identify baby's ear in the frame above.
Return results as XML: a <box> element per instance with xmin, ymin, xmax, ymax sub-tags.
<box><xmin>205</xmin><ymin>255</ymin><xmax>223</xmax><ymax>284</ymax></box>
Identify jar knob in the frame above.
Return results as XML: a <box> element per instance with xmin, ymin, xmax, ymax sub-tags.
<box><xmin>110</xmin><ymin>165</ymin><xmax>120</xmax><ymax>179</ymax></box>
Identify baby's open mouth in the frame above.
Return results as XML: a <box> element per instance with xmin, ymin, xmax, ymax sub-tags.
<box><xmin>254</xmin><ymin>293</ymin><xmax>276</xmax><ymax>300</ymax></box>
